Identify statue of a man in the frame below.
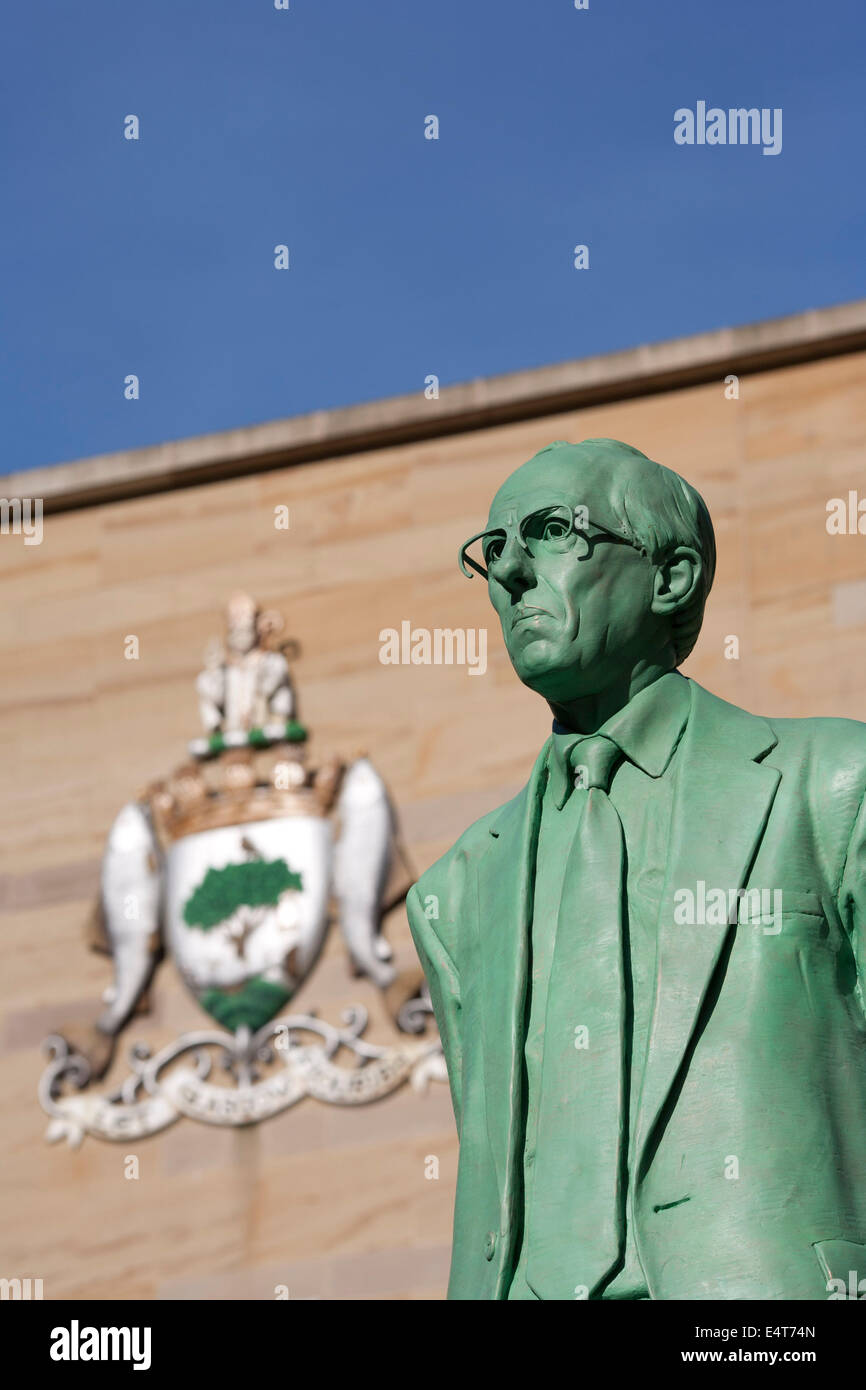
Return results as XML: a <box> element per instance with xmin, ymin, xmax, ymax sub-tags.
<box><xmin>408</xmin><ymin>438</ymin><xmax>866</xmax><ymax>1300</ymax></box>
<box><xmin>196</xmin><ymin>592</ymin><xmax>295</xmax><ymax>735</ymax></box>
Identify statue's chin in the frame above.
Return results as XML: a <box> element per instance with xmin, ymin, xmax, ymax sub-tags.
<box><xmin>506</xmin><ymin>627</ymin><xmax>583</xmax><ymax>700</ymax></box>
<box><xmin>512</xmin><ymin>651</ymin><xmax>581</xmax><ymax>702</ymax></box>
<box><xmin>511</xmin><ymin>646</ymin><xmax>604</xmax><ymax>704</ymax></box>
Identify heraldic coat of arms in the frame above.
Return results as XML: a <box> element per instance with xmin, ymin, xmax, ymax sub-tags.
<box><xmin>40</xmin><ymin>595</ymin><xmax>444</xmax><ymax>1146</ymax></box>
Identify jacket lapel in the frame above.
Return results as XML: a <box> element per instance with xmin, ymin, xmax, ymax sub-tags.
<box><xmin>475</xmin><ymin>742</ymin><xmax>548</xmax><ymax>1285</ymax></box>
<box><xmin>634</xmin><ymin>680</ymin><xmax>780</xmax><ymax>1178</ymax></box>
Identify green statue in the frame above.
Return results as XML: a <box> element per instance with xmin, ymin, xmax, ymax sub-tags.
<box><xmin>407</xmin><ymin>438</ymin><xmax>866</xmax><ymax>1300</ymax></box>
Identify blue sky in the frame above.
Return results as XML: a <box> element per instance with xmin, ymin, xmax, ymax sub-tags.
<box><xmin>2</xmin><ymin>0</ymin><xmax>864</xmax><ymax>472</ymax></box>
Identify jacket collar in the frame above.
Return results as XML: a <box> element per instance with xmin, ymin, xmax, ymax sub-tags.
<box><xmin>547</xmin><ymin>670</ymin><xmax>690</xmax><ymax>808</ymax></box>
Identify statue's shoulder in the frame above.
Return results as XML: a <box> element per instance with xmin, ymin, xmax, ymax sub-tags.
<box><xmin>691</xmin><ymin>680</ymin><xmax>866</xmax><ymax>770</ymax></box>
<box><xmin>762</xmin><ymin>712</ymin><xmax>866</xmax><ymax>855</ymax></box>
<box><xmin>764</xmin><ymin>710</ymin><xmax>866</xmax><ymax>817</ymax></box>
<box><xmin>764</xmin><ymin>709</ymin><xmax>866</xmax><ymax>765</ymax></box>
<box><xmin>258</xmin><ymin>647</ymin><xmax>290</xmax><ymax>676</ymax></box>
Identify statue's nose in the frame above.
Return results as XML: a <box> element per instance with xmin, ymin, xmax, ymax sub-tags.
<box><xmin>492</xmin><ymin>534</ymin><xmax>533</xmax><ymax>591</ymax></box>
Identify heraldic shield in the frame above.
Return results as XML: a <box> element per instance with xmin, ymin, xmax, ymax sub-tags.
<box><xmin>39</xmin><ymin>595</ymin><xmax>446</xmax><ymax>1146</ymax></box>
<box><xmin>164</xmin><ymin>810</ymin><xmax>332</xmax><ymax>1032</ymax></box>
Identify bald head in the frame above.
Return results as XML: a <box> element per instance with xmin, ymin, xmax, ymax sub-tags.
<box><xmin>488</xmin><ymin>438</ymin><xmax>715</xmax><ymax>665</ymax></box>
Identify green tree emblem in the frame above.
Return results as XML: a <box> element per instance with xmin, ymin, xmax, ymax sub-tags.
<box><xmin>183</xmin><ymin>858</ymin><xmax>302</xmax><ymax>931</ymax></box>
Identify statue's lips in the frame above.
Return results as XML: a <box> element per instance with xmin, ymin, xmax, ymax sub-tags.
<box><xmin>511</xmin><ymin>605</ymin><xmax>554</xmax><ymax>629</ymax></box>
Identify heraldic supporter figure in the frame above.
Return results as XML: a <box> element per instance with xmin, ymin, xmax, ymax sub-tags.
<box><xmin>408</xmin><ymin>438</ymin><xmax>866</xmax><ymax>1301</ymax></box>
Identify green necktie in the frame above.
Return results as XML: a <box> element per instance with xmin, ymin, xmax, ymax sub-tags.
<box><xmin>526</xmin><ymin>732</ymin><xmax>627</xmax><ymax>1300</ymax></box>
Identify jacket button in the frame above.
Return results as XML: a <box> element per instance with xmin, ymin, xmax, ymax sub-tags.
<box><xmin>484</xmin><ymin>1231</ymin><xmax>497</xmax><ymax>1260</ymax></box>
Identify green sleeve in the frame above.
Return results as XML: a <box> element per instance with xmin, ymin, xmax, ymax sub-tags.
<box><xmin>838</xmin><ymin>780</ymin><xmax>866</xmax><ymax>1022</ymax></box>
<box><xmin>407</xmin><ymin>880</ymin><xmax>463</xmax><ymax>1132</ymax></box>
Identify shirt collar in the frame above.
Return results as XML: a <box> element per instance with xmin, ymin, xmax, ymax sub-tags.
<box><xmin>548</xmin><ymin>670</ymin><xmax>690</xmax><ymax>798</ymax></box>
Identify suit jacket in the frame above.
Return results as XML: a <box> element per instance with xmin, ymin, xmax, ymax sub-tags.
<box><xmin>407</xmin><ymin>678</ymin><xmax>866</xmax><ymax>1299</ymax></box>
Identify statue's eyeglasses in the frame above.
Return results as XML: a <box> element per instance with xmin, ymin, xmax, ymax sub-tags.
<box><xmin>458</xmin><ymin>504</ymin><xmax>645</xmax><ymax>580</ymax></box>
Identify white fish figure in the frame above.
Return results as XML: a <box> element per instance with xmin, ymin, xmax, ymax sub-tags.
<box><xmin>97</xmin><ymin>802</ymin><xmax>163</xmax><ymax>1034</ymax></box>
<box><xmin>333</xmin><ymin>758</ymin><xmax>397</xmax><ymax>989</ymax></box>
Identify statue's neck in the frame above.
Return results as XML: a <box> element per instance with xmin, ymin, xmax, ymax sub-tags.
<box><xmin>548</xmin><ymin>657</ymin><xmax>674</xmax><ymax>734</ymax></box>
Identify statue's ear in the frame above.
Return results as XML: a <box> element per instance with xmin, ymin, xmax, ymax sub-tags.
<box><xmin>650</xmin><ymin>545</ymin><xmax>701</xmax><ymax>617</ymax></box>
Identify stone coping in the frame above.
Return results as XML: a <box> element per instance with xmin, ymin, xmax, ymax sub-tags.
<box><xmin>4</xmin><ymin>300</ymin><xmax>866</xmax><ymax>513</ymax></box>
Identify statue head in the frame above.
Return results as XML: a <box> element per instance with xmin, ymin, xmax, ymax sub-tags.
<box><xmin>459</xmin><ymin>439</ymin><xmax>716</xmax><ymax>711</ymax></box>
<box><xmin>226</xmin><ymin>593</ymin><xmax>260</xmax><ymax>657</ymax></box>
